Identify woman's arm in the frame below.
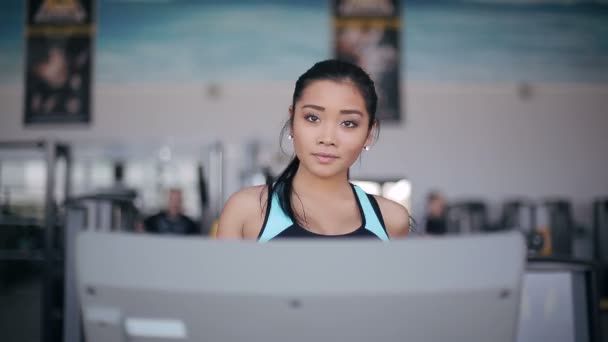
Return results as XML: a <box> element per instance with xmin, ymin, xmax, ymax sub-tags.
<box><xmin>216</xmin><ymin>191</ymin><xmax>248</xmax><ymax>239</ymax></box>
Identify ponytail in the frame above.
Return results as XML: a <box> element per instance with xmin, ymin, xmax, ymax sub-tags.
<box><xmin>267</xmin><ymin>156</ymin><xmax>303</xmax><ymax>226</ymax></box>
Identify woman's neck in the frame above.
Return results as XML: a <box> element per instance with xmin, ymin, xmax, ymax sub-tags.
<box><xmin>291</xmin><ymin>164</ymin><xmax>351</xmax><ymax>196</ymax></box>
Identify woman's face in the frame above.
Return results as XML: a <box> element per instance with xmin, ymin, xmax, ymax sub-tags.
<box><xmin>291</xmin><ymin>79</ymin><xmax>374</xmax><ymax>179</ymax></box>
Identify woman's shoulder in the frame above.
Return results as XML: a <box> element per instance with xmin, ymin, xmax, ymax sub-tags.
<box><xmin>224</xmin><ymin>185</ymin><xmax>269</xmax><ymax>217</ymax></box>
<box><xmin>370</xmin><ymin>194</ymin><xmax>410</xmax><ymax>238</ymax></box>
<box><xmin>217</xmin><ymin>185</ymin><xmax>269</xmax><ymax>239</ymax></box>
<box><xmin>231</xmin><ymin>184</ymin><xmax>269</xmax><ymax>200</ymax></box>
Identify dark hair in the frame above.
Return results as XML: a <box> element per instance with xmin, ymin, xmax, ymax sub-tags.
<box><xmin>268</xmin><ymin>59</ymin><xmax>379</xmax><ymax>227</ymax></box>
<box><xmin>427</xmin><ymin>191</ymin><xmax>444</xmax><ymax>204</ymax></box>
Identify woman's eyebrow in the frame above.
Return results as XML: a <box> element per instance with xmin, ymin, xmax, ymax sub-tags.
<box><xmin>340</xmin><ymin>109</ymin><xmax>363</xmax><ymax>116</ymax></box>
<box><xmin>301</xmin><ymin>104</ymin><xmax>325</xmax><ymax>111</ymax></box>
<box><xmin>301</xmin><ymin>105</ymin><xmax>363</xmax><ymax>116</ymax></box>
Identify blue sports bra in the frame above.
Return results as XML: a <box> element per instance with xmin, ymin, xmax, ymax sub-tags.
<box><xmin>257</xmin><ymin>183</ymin><xmax>390</xmax><ymax>242</ymax></box>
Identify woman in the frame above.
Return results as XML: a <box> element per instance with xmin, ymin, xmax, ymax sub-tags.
<box><xmin>217</xmin><ymin>59</ymin><xmax>410</xmax><ymax>240</ymax></box>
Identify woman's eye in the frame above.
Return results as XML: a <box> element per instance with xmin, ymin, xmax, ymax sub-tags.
<box><xmin>342</xmin><ymin>120</ymin><xmax>358</xmax><ymax>128</ymax></box>
<box><xmin>304</xmin><ymin>114</ymin><xmax>319</xmax><ymax>123</ymax></box>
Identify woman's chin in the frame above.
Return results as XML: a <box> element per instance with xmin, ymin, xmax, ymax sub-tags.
<box><xmin>305</xmin><ymin>163</ymin><xmax>346</xmax><ymax>179</ymax></box>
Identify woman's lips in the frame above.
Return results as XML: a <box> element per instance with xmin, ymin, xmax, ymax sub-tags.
<box><xmin>312</xmin><ymin>153</ymin><xmax>338</xmax><ymax>164</ymax></box>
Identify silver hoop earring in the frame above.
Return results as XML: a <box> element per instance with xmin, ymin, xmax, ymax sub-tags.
<box><xmin>363</xmin><ymin>145</ymin><xmax>370</xmax><ymax>151</ymax></box>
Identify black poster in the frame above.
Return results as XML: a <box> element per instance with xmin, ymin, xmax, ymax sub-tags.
<box><xmin>24</xmin><ymin>0</ymin><xmax>95</xmax><ymax>125</ymax></box>
<box><xmin>334</xmin><ymin>0</ymin><xmax>402</xmax><ymax>123</ymax></box>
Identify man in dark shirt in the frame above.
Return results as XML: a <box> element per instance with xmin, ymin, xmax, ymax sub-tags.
<box><xmin>144</xmin><ymin>188</ymin><xmax>199</xmax><ymax>235</ymax></box>
<box><xmin>425</xmin><ymin>191</ymin><xmax>447</xmax><ymax>235</ymax></box>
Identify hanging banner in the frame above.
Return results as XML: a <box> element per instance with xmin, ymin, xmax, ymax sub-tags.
<box><xmin>334</xmin><ymin>0</ymin><xmax>401</xmax><ymax>123</ymax></box>
<box><xmin>24</xmin><ymin>0</ymin><xmax>95</xmax><ymax>125</ymax></box>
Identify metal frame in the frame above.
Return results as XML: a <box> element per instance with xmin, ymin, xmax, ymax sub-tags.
<box><xmin>592</xmin><ymin>198</ymin><xmax>608</xmax><ymax>299</ymax></box>
<box><xmin>527</xmin><ymin>257</ymin><xmax>602</xmax><ymax>342</ymax></box>
<box><xmin>0</xmin><ymin>140</ymin><xmax>72</xmax><ymax>342</ymax></box>
<box><xmin>207</xmin><ymin>142</ymin><xmax>225</xmax><ymax>219</ymax></box>
<box><xmin>63</xmin><ymin>204</ymin><xmax>86</xmax><ymax>342</ymax></box>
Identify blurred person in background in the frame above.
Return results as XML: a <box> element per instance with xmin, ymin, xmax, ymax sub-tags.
<box><xmin>144</xmin><ymin>188</ymin><xmax>199</xmax><ymax>235</ymax></box>
<box><xmin>424</xmin><ymin>191</ymin><xmax>447</xmax><ymax>235</ymax></box>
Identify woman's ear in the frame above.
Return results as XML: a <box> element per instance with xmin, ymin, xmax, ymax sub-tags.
<box><xmin>288</xmin><ymin>106</ymin><xmax>295</xmax><ymax>138</ymax></box>
<box><xmin>364</xmin><ymin>120</ymin><xmax>377</xmax><ymax>148</ymax></box>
